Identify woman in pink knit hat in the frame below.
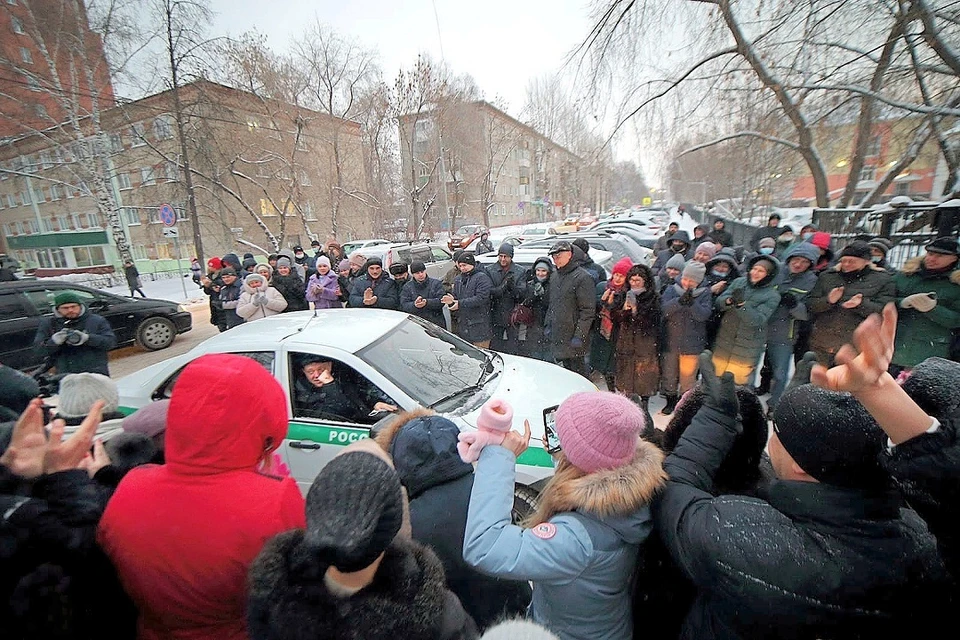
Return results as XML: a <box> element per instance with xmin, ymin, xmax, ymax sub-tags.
<box><xmin>463</xmin><ymin>391</ymin><xmax>666</xmax><ymax>640</ymax></box>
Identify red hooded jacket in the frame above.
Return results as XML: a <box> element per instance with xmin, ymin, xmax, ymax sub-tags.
<box><xmin>98</xmin><ymin>354</ymin><xmax>305</xmax><ymax>640</ymax></box>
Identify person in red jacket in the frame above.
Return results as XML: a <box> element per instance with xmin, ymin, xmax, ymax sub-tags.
<box><xmin>97</xmin><ymin>354</ymin><xmax>305</xmax><ymax>640</ymax></box>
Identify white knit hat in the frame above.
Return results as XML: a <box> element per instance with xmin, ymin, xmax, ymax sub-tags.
<box><xmin>57</xmin><ymin>373</ymin><xmax>119</xmax><ymax>418</ymax></box>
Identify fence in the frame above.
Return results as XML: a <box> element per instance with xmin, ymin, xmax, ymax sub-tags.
<box><xmin>812</xmin><ymin>205</ymin><xmax>959</xmax><ymax>270</ymax></box>
<box><xmin>684</xmin><ymin>204</ymin><xmax>761</xmax><ymax>248</ymax></box>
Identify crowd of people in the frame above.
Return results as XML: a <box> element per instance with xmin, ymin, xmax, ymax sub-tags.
<box><xmin>4</xmin><ymin>220</ymin><xmax>960</xmax><ymax>640</ymax></box>
<box><xmin>2</xmin><ymin>301</ymin><xmax>960</xmax><ymax>639</ymax></box>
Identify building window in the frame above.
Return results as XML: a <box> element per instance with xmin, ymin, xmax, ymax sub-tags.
<box><xmin>247</xmin><ymin>117</ymin><xmax>260</xmax><ymax>132</ymax></box>
<box><xmin>42</xmin><ymin>218</ymin><xmax>55</xmax><ymax>233</ymax></box>
<box><xmin>20</xmin><ymin>190</ymin><xmax>31</xmax><ymax>205</ymax></box>
<box><xmin>303</xmin><ymin>201</ymin><xmax>317</xmax><ymax>221</ymax></box>
<box><xmin>895</xmin><ymin>181</ymin><xmax>911</xmax><ymax>196</ymax></box>
<box><xmin>14</xmin><ymin>221</ymin><xmax>24</xmax><ymax>235</ymax></box>
<box><xmin>147</xmin><ymin>208</ymin><xmax>160</xmax><ymax>224</ymax></box>
<box><xmin>176</xmin><ymin>206</ymin><xmax>187</xmax><ymax>221</ymax></box>
<box><xmin>12</xmin><ymin>16</ymin><xmax>24</xmax><ymax>34</ymax></box>
<box><xmin>153</xmin><ymin>115</ymin><xmax>174</xmax><ymax>140</ymax></box>
<box><xmin>858</xmin><ymin>165</ymin><xmax>876</xmax><ymax>182</ymax></box>
<box><xmin>26</xmin><ymin>220</ymin><xmax>39</xmax><ymax>234</ymax></box>
<box><xmin>157</xmin><ymin>243</ymin><xmax>172</xmax><ymax>259</ymax></box>
<box><xmin>87</xmin><ymin>212</ymin><xmax>101</xmax><ymax>228</ymax></box>
<box><xmin>73</xmin><ymin>245</ymin><xmax>106</xmax><ymax>267</ymax></box>
<box><xmin>130</xmin><ymin>123</ymin><xmax>146</xmax><ymax>147</ymax></box>
<box><xmin>132</xmin><ymin>244</ymin><xmax>147</xmax><ymax>260</ymax></box>
<box><xmin>6</xmin><ymin>194</ymin><xmax>15</xmax><ymax>208</ymax></box>
<box><xmin>38</xmin><ymin>151</ymin><xmax>51</xmax><ymax>168</ymax></box>
<box><xmin>26</xmin><ymin>75</ymin><xmax>40</xmax><ymax>91</ymax></box>
<box><xmin>108</xmin><ymin>133</ymin><xmax>123</xmax><ymax>153</ymax></box>
<box><xmin>866</xmin><ymin>135</ymin><xmax>882</xmax><ymax>157</ymax></box>
<box><xmin>50</xmin><ymin>184</ymin><xmax>62</xmax><ymax>200</ymax></box>
<box><xmin>140</xmin><ymin>166</ymin><xmax>156</xmax><ymax>185</ymax></box>
<box><xmin>32</xmin><ymin>186</ymin><xmax>44</xmax><ymax>203</ymax></box>
<box><xmin>164</xmin><ymin>161</ymin><xmax>179</xmax><ymax>182</ymax></box>
<box><xmin>299</xmin><ymin>169</ymin><xmax>311</xmax><ymax>186</ymax></box>
<box><xmin>71</xmin><ymin>213</ymin><xmax>83</xmax><ymax>229</ymax></box>
<box><xmin>116</xmin><ymin>172</ymin><xmax>132</xmax><ymax>189</ymax></box>
<box><xmin>2</xmin><ymin>224</ymin><xmax>9</xmax><ymax>236</ymax></box>
<box><xmin>123</xmin><ymin>207</ymin><xmax>140</xmax><ymax>225</ymax></box>
<box><xmin>57</xmin><ymin>214</ymin><xmax>70</xmax><ymax>230</ymax></box>
<box><xmin>19</xmin><ymin>47</ymin><xmax>32</xmax><ymax>64</ymax></box>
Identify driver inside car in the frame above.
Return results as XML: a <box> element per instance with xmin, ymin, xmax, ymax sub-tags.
<box><xmin>294</xmin><ymin>355</ymin><xmax>397</xmax><ymax>423</ymax></box>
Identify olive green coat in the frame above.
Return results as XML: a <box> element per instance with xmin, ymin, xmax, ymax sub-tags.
<box><xmin>893</xmin><ymin>256</ymin><xmax>960</xmax><ymax>367</ymax></box>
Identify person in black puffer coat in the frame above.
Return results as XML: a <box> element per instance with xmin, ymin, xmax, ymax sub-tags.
<box><xmin>376</xmin><ymin>411</ymin><xmax>531</xmax><ymax>632</ymax></box>
<box><xmin>519</xmin><ymin>258</ymin><xmax>552</xmax><ymax>361</ymax></box>
<box><xmin>1</xmin><ymin>399</ymin><xmax>136</xmax><ymax>640</ymax></box>
<box><xmin>248</xmin><ymin>448</ymin><xmax>478</xmax><ymax>640</ymax></box>
<box><xmin>571</xmin><ymin>238</ymin><xmax>607</xmax><ymax>284</ymax></box>
<box><xmin>654</xmin><ymin>351</ymin><xmax>949</xmax><ymax>640</ymax></box>
<box><xmin>272</xmin><ymin>257</ymin><xmax>309</xmax><ymax>312</ymax></box>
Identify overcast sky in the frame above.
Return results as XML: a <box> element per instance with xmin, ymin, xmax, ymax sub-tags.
<box><xmin>208</xmin><ymin>0</ymin><xmax>596</xmax><ymax>118</ymax></box>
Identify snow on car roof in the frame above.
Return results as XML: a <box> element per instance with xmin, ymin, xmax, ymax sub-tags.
<box><xmin>188</xmin><ymin>309</ymin><xmax>408</xmax><ymax>356</ymax></box>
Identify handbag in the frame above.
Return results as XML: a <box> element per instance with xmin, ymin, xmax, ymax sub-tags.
<box><xmin>510</xmin><ymin>303</ymin><xmax>535</xmax><ymax>327</ymax></box>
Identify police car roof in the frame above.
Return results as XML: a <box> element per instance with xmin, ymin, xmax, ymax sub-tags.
<box><xmin>190</xmin><ymin>309</ymin><xmax>408</xmax><ymax>355</ymax></box>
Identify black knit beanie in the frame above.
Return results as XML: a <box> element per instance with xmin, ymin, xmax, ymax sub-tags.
<box><xmin>390</xmin><ymin>415</ymin><xmax>473</xmax><ymax>499</ymax></box>
<box><xmin>304</xmin><ymin>452</ymin><xmax>403</xmax><ymax>572</ymax></box>
<box><xmin>772</xmin><ymin>384</ymin><xmax>888</xmax><ymax>489</ymax></box>
<box><xmin>900</xmin><ymin>357</ymin><xmax>960</xmax><ymax>419</ymax></box>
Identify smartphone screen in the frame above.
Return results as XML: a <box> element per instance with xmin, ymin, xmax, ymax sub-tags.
<box><xmin>543</xmin><ymin>406</ymin><xmax>561</xmax><ymax>453</ymax></box>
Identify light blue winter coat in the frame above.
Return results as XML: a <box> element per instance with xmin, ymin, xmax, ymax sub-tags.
<box><xmin>463</xmin><ymin>444</ymin><xmax>666</xmax><ymax>640</ymax></box>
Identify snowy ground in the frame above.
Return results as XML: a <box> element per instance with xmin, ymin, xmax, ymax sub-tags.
<box><xmin>101</xmin><ymin>274</ymin><xmax>206</xmax><ymax>306</ymax></box>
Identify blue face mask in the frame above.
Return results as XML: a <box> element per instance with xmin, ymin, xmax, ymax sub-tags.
<box><xmin>759</xmin><ymin>247</ymin><xmax>775</xmax><ymax>255</ymax></box>
<box><xmin>711</xmin><ymin>268</ymin><xmax>727</xmax><ymax>277</ymax></box>
<box><xmin>802</xmin><ymin>232</ymin><xmax>814</xmax><ymax>241</ymax></box>
<box><xmin>871</xmin><ymin>256</ymin><xmax>883</xmax><ymax>263</ymax></box>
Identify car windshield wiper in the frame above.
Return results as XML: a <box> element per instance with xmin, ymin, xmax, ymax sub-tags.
<box><xmin>429</xmin><ymin>383</ymin><xmax>483</xmax><ymax>409</ymax></box>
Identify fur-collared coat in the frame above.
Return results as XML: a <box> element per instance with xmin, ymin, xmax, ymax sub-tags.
<box><xmin>463</xmin><ymin>442</ymin><xmax>666</xmax><ymax>640</ymax></box>
<box><xmin>808</xmin><ymin>262</ymin><xmax>895</xmax><ymax>358</ymax></box>
<box><xmin>893</xmin><ymin>256</ymin><xmax>960</xmax><ymax>367</ymax></box>
<box><xmin>247</xmin><ymin>534</ymin><xmax>477</xmax><ymax>640</ymax></box>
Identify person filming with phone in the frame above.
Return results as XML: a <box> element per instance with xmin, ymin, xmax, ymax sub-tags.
<box><xmin>294</xmin><ymin>355</ymin><xmax>397</xmax><ymax>423</ymax></box>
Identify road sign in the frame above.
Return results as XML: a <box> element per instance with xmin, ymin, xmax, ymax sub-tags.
<box><xmin>642</xmin><ymin>197</ymin><xmax>652</xmax><ymax>206</ymax></box>
<box><xmin>162</xmin><ymin>226</ymin><xmax>179</xmax><ymax>238</ymax></box>
<box><xmin>158</xmin><ymin>203</ymin><xmax>177</xmax><ymax>227</ymax></box>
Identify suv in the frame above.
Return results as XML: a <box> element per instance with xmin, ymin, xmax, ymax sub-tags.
<box><xmin>361</xmin><ymin>242</ymin><xmax>454</xmax><ymax>279</ymax></box>
<box><xmin>340</xmin><ymin>239</ymin><xmax>391</xmax><ymax>256</ymax></box>
<box><xmin>447</xmin><ymin>225</ymin><xmax>488</xmax><ymax>252</ymax></box>
<box><xmin>0</xmin><ymin>280</ymin><xmax>192</xmax><ymax>372</ymax></box>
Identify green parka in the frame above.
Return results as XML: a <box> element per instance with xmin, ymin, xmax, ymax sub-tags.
<box><xmin>893</xmin><ymin>256</ymin><xmax>960</xmax><ymax>367</ymax></box>
<box><xmin>712</xmin><ymin>255</ymin><xmax>781</xmax><ymax>377</ymax></box>
<box><xmin>808</xmin><ymin>263</ymin><xmax>895</xmax><ymax>359</ymax></box>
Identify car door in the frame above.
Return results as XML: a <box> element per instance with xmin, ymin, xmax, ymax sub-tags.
<box><xmin>428</xmin><ymin>246</ymin><xmax>453</xmax><ymax>279</ymax></box>
<box><xmin>0</xmin><ymin>289</ymin><xmax>41</xmax><ymax>371</ymax></box>
<box><xmin>282</xmin><ymin>349</ymin><xmax>406</xmax><ymax>493</ymax></box>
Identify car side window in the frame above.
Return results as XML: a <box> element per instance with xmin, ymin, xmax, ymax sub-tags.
<box><xmin>0</xmin><ymin>292</ymin><xmax>28</xmax><ymax>321</ymax></box>
<box><xmin>23</xmin><ymin>288</ymin><xmax>97</xmax><ymax>315</ymax></box>
<box><xmin>410</xmin><ymin>247</ymin><xmax>432</xmax><ymax>263</ymax></box>
<box><xmin>289</xmin><ymin>352</ymin><xmax>397</xmax><ymax>425</ymax></box>
<box><xmin>431</xmin><ymin>247</ymin><xmax>451</xmax><ymax>261</ymax></box>
<box><xmin>152</xmin><ymin>351</ymin><xmax>275</xmax><ymax>400</ymax></box>
<box><xmin>397</xmin><ymin>248</ymin><xmax>412</xmax><ymax>263</ymax></box>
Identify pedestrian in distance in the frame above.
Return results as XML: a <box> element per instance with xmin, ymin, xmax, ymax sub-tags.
<box><xmin>124</xmin><ymin>260</ymin><xmax>146</xmax><ymax>297</ymax></box>
<box><xmin>545</xmin><ymin>241</ymin><xmax>595</xmax><ymax>376</ymax></box>
<box><xmin>216</xmin><ymin>267</ymin><xmax>244</xmax><ymax>330</ymax></box>
<box><xmin>486</xmin><ymin>243</ymin><xmax>525</xmax><ymax>354</ymax></box>
<box><xmin>591</xmin><ymin>256</ymin><xmax>632</xmax><ymax>391</ymax></box>
<box><xmin>349</xmin><ymin>257</ymin><xmax>401</xmax><ymax>311</ymax></box>
<box><xmin>190</xmin><ymin>257</ymin><xmax>202</xmax><ymax>285</ymax></box>
<box><xmin>444</xmin><ymin>252</ymin><xmax>493</xmax><ymax>347</ymax></box>
<box><xmin>272</xmin><ymin>257</ymin><xmax>310</xmax><ymax>312</ymax></box>
<box><xmin>614</xmin><ymin>264</ymin><xmax>661</xmax><ymax>421</ymax></box>
<box><xmin>659</xmin><ymin>261</ymin><xmax>712</xmax><ymax>415</ymax></box>
<box><xmin>400</xmin><ymin>261</ymin><xmax>446</xmax><ymax>327</ymax></box>
<box><xmin>237</xmin><ymin>272</ymin><xmax>288</xmax><ymax>321</ymax></box>
<box><xmin>305</xmin><ymin>256</ymin><xmax>342</xmax><ymax>310</ymax></box>
<box><xmin>518</xmin><ymin>257</ymin><xmax>553</xmax><ymax>361</ymax></box>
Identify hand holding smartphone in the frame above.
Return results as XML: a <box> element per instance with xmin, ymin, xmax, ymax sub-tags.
<box><xmin>543</xmin><ymin>406</ymin><xmax>561</xmax><ymax>454</ymax></box>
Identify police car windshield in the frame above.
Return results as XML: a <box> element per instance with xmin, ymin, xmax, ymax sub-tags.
<box><xmin>357</xmin><ymin>316</ymin><xmax>489</xmax><ymax>408</ymax></box>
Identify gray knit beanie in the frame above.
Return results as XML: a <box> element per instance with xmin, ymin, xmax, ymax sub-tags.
<box><xmin>665</xmin><ymin>253</ymin><xmax>686</xmax><ymax>272</ymax></box>
<box><xmin>681</xmin><ymin>260</ymin><xmax>706</xmax><ymax>285</ymax></box>
<box><xmin>57</xmin><ymin>373</ymin><xmax>119</xmax><ymax>418</ymax></box>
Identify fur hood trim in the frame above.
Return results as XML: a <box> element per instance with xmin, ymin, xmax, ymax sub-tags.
<box><xmin>550</xmin><ymin>440</ymin><xmax>666</xmax><ymax>518</ymax></box>
<box><xmin>248</xmin><ymin>532</ymin><xmax>456</xmax><ymax>639</ymax></box>
<box><xmin>901</xmin><ymin>256</ymin><xmax>960</xmax><ymax>284</ymax></box>
<box><xmin>373</xmin><ymin>406</ymin><xmax>435</xmax><ymax>451</ymax></box>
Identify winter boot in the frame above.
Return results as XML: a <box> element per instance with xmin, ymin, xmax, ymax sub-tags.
<box><xmin>661</xmin><ymin>394</ymin><xmax>679</xmax><ymax>416</ymax></box>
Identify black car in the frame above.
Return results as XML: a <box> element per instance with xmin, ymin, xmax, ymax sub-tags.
<box><xmin>0</xmin><ymin>280</ymin><xmax>192</xmax><ymax>372</ymax></box>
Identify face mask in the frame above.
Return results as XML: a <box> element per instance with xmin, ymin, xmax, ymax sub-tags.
<box><xmin>630</xmin><ymin>285</ymin><xmax>645</xmax><ymax>294</ymax></box>
<box><xmin>871</xmin><ymin>256</ymin><xmax>883</xmax><ymax>263</ymax></box>
<box><xmin>295</xmin><ymin>253</ymin><xmax>304</xmax><ymax>259</ymax></box>
<box><xmin>711</xmin><ymin>268</ymin><xmax>727</xmax><ymax>277</ymax></box>
<box><xmin>802</xmin><ymin>232</ymin><xmax>814</xmax><ymax>241</ymax></box>
<box><xmin>780</xmin><ymin>235</ymin><xmax>794</xmax><ymax>243</ymax></box>
<box><xmin>536</xmin><ymin>274</ymin><xmax>548</xmax><ymax>282</ymax></box>
<box><xmin>759</xmin><ymin>247</ymin><xmax>774</xmax><ymax>255</ymax></box>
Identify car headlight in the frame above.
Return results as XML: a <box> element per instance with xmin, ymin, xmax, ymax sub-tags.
<box><xmin>177</xmin><ymin>304</ymin><xmax>186</xmax><ymax>312</ymax></box>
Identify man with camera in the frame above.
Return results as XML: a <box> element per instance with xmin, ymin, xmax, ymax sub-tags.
<box><xmin>33</xmin><ymin>292</ymin><xmax>116</xmax><ymax>376</ymax></box>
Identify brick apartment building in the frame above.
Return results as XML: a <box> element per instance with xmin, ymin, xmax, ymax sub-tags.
<box><xmin>0</xmin><ymin>80</ymin><xmax>371</xmax><ymax>274</ymax></box>
<box><xmin>399</xmin><ymin>100</ymin><xmax>585</xmax><ymax>232</ymax></box>
<box><xmin>0</xmin><ymin>0</ymin><xmax>114</xmax><ymax>140</ymax></box>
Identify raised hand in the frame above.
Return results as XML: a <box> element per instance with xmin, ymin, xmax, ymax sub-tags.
<box><xmin>0</xmin><ymin>398</ymin><xmax>49</xmax><ymax>479</ymax></box>
<box><xmin>698</xmin><ymin>351</ymin><xmax>740</xmax><ymax>419</ymax></box>
<box><xmin>810</xmin><ymin>303</ymin><xmax>897</xmax><ymax>394</ymax></box>
<box><xmin>827</xmin><ymin>286</ymin><xmax>844</xmax><ymax>304</ymax></box>
<box><xmin>45</xmin><ymin>400</ymin><xmax>105</xmax><ymax>474</ymax></box>
<box><xmin>502</xmin><ymin>419</ymin><xmax>531</xmax><ymax>458</ymax></box>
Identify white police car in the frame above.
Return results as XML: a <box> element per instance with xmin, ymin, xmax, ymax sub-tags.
<box><xmin>116</xmin><ymin>309</ymin><xmax>595</xmax><ymax>496</ymax></box>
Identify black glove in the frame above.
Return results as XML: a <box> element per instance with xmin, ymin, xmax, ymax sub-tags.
<box><xmin>780</xmin><ymin>293</ymin><xmax>797</xmax><ymax>309</ymax></box>
<box><xmin>679</xmin><ymin>289</ymin><xmax>694</xmax><ymax>306</ymax></box>
<box><xmin>698</xmin><ymin>351</ymin><xmax>740</xmax><ymax>419</ymax></box>
<box><xmin>785</xmin><ymin>351</ymin><xmax>819</xmax><ymax>393</ymax></box>
<box><xmin>730</xmin><ymin>288</ymin><xmax>746</xmax><ymax>307</ymax></box>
